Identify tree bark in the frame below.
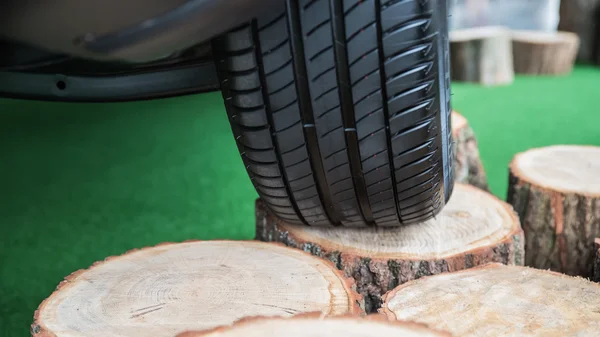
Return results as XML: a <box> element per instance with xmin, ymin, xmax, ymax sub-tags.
<box><xmin>512</xmin><ymin>30</ymin><xmax>580</xmax><ymax>75</ymax></box>
<box><xmin>593</xmin><ymin>238</ymin><xmax>600</xmax><ymax>282</ymax></box>
<box><xmin>177</xmin><ymin>313</ymin><xmax>452</xmax><ymax>337</ymax></box>
<box><xmin>451</xmin><ymin>111</ymin><xmax>489</xmax><ymax>191</ymax></box>
<box><xmin>558</xmin><ymin>0</ymin><xmax>600</xmax><ymax>64</ymax></box>
<box><xmin>449</xmin><ymin>26</ymin><xmax>514</xmax><ymax>86</ymax></box>
<box><xmin>256</xmin><ymin>183</ymin><xmax>524</xmax><ymax>313</ymax></box>
<box><xmin>381</xmin><ymin>263</ymin><xmax>600</xmax><ymax>337</ymax></box>
<box><xmin>506</xmin><ymin>145</ymin><xmax>600</xmax><ymax>278</ymax></box>
<box><xmin>31</xmin><ymin>240</ymin><xmax>363</xmax><ymax>337</ymax></box>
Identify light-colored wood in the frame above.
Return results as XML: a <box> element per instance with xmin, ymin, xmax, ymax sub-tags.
<box><xmin>256</xmin><ymin>183</ymin><xmax>524</xmax><ymax>313</ymax></box>
<box><xmin>507</xmin><ymin>145</ymin><xmax>600</xmax><ymax>277</ymax></box>
<box><xmin>511</xmin><ymin>30</ymin><xmax>580</xmax><ymax>75</ymax></box>
<box><xmin>32</xmin><ymin>241</ymin><xmax>363</xmax><ymax>337</ymax></box>
<box><xmin>451</xmin><ymin>111</ymin><xmax>489</xmax><ymax>191</ymax></box>
<box><xmin>449</xmin><ymin>26</ymin><xmax>514</xmax><ymax>86</ymax></box>
<box><xmin>510</xmin><ymin>145</ymin><xmax>600</xmax><ymax>196</ymax></box>
<box><xmin>176</xmin><ymin>313</ymin><xmax>451</xmax><ymax>337</ymax></box>
<box><xmin>381</xmin><ymin>263</ymin><xmax>600</xmax><ymax>337</ymax></box>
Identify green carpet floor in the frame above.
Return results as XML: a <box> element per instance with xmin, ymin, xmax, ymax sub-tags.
<box><xmin>2</xmin><ymin>66</ymin><xmax>600</xmax><ymax>336</ymax></box>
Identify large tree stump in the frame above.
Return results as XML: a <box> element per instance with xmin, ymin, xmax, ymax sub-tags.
<box><xmin>511</xmin><ymin>30</ymin><xmax>580</xmax><ymax>75</ymax></box>
<box><xmin>558</xmin><ymin>0</ymin><xmax>600</xmax><ymax>64</ymax></box>
<box><xmin>451</xmin><ymin>111</ymin><xmax>489</xmax><ymax>191</ymax></box>
<box><xmin>506</xmin><ymin>145</ymin><xmax>600</xmax><ymax>278</ymax></box>
<box><xmin>256</xmin><ymin>183</ymin><xmax>524</xmax><ymax>313</ymax></box>
<box><xmin>381</xmin><ymin>263</ymin><xmax>600</xmax><ymax>337</ymax></box>
<box><xmin>177</xmin><ymin>314</ymin><xmax>451</xmax><ymax>337</ymax></box>
<box><xmin>449</xmin><ymin>26</ymin><xmax>514</xmax><ymax>86</ymax></box>
<box><xmin>593</xmin><ymin>238</ymin><xmax>600</xmax><ymax>282</ymax></box>
<box><xmin>31</xmin><ymin>241</ymin><xmax>363</xmax><ymax>337</ymax></box>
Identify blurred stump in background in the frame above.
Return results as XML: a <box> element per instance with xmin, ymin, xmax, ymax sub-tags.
<box><xmin>511</xmin><ymin>30</ymin><xmax>580</xmax><ymax>75</ymax></box>
<box><xmin>450</xmin><ymin>26</ymin><xmax>514</xmax><ymax>86</ymax></box>
<box><xmin>558</xmin><ymin>0</ymin><xmax>600</xmax><ymax>65</ymax></box>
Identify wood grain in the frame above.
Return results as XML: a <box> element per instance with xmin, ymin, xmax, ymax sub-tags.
<box><xmin>382</xmin><ymin>263</ymin><xmax>600</xmax><ymax>337</ymax></box>
<box><xmin>256</xmin><ymin>183</ymin><xmax>524</xmax><ymax>312</ymax></box>
<box><xmin>31</xmin><ymin>241</ymin><xmax>363</xmax><ymax>337</ymax></box>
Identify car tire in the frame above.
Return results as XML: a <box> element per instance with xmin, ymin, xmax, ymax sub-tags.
<box><xmin>212</xmin><ymin>0</ymin><xmax>454</xmax><ymax>227</ymax></box>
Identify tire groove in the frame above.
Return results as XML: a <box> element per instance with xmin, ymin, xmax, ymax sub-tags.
<box><xmin>346</xmin><ymin>21</ymin><xmax>376</xmax><ymax>43</ymax></box>
<box><xmin>273</xmin><ymin>118</ymin><xmax>303</xmax><ymax>134</ymax></box>
<box><xmin>358</xmin><ymin>126</ymin><xmax>385</xmax><ymax>143</ymax></box>
<box><xmin>251</xmin><ymin>19</ymin><xmax>307</xmax><ymax>225</ymax></box>
<box><xmin>288</xmin><ymin>171</ymin><xmax>313</xmax><ymax>183</ymax></box>
<box><xmin>309</xmin><ymin>45</ymin><xmax>334</xmax><ymax>62</ymax></box>
<box><xmin>259</xmin><ymin>13</ymin><xmax>286</xmax><ymax>31</ymax></box>
<box><xmin>280</xmin><ymin>142</ymin><xmax>305</xmax><ymax>155</ymax></box>
<box><xmin>264</xmin><ymin>59</ymin><xmax>293</xmax><ymax>76</ymax></box>
<box><xmin>320</xmin><ymin>124</ymin><xmax>344</xmax><ymax>139</ymax></box>
<box><xmin>312</xmin><ymin>65</ymin><xmax>336</xmax><ymax>82</ymax></box>
<box><xmin>306</xmin><ymin>18</ymin><xmax>332</xmax><ymax>38</ymax></box>
<box><xmin>331</xmin><ymin>0</ymin><xmax>373</xmax><ymax>225</ymax></box>
<box><xmin>375</xmin><ymin>0</ymin><xmax>402</xmax><ymax>225</ymax></box>
<box><xmin>349</xmin><ymin>47</ymin><xmax>378</xmax><ymax>67</ymax></box>
<box><xmin>268</xmin><ymin>79</ymin><xmax>296</xmax><ymax>95</ymax></box>
<box><xmin>262</xmin><ymin>38</ymin><xmax>290</xmax><ymax>56</ymax></box>
<box><xmin>324</xmin><ymin>146</ymin><xmax>347</xmax><ymax>160</ymax></box>
<box><xmin>287</xmin><ymin>0</ymin><xmax>340</xmax><ymax>225</ymax></box>
<box><xmin>362</xmin><ymin>161</ymin><xmax>389</xmax><ymax>176</ymax></box>
<box><xmin>285</xmin><ymin>156</ymin><xmax>310</xmax><ymax>169</ymax></box>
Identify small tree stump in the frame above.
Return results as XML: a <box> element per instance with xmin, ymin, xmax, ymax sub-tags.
<box><xmin>256</xmin><ymin>183</ymin><xmax>524</xmax><ymax>313</ymax></box>
<box><xmin>449</xmin><ymin>26</ymin><xmax>514</xmax><ymax>86</ymax></box>
<box><xmin>451</xmin><ymin>111</ymin><xmax>489</xmax><ymax>191</ymax></box>
<box><xmin>558</xmin><ymin>0</ymin><xmax>600</xmax><ymax>64</ymax></box>
<box><xmin>31</xmin><ymin>241</ymin><xmax>363</xmax><ymax>337</ymax></box>
<box><xmin>511</xmin><ymin>30</ymin><xmax>580</xmax><ymax>75</ymax></box>
<box><xmin>177</xmin><ymin>313</ymin><xmax>451</xmax><ymax>337</ymax></box>
<box><xmin>593</xmin><ymin>238</ymin><xmax>600</xmax><ymax>282</ymax></box>
<box><xmin>381</xmin><ymin>263</ymin><xmax>600</xmax><ymax>337</ymax></box>
<box><xmin>506</xmin><ymin>145</ymin><xmax>600</xmax><ymax>278</ymax></box>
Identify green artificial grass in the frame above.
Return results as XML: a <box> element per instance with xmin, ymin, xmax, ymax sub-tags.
<box><xmin>1</xmin><ymin>66</ymin><xmax>600</xmax><ymax>337</ymax></box>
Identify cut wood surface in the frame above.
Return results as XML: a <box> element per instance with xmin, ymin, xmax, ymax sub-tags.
<box><xmin>593</xmin><ymin>238</ymin><xmax>600</xmax><ymax>282</ymax></box>
<box><xmin>176</xmin><ymin>313</ymin><xmax>451</xmax><ymax>337</ymax></box>
<box><xmin>451</xmin><ymin>111</ymin><xmax>489</xmax><ymax>191</ymax></box>
<box><xmin>449</xmin><ymin>26</ymin><xmax>514</xmax><ymax>86</ymax></box>
<box><xmin>512</xmin><ymin>30</ymin><xmax>580</xmax><ymax>75</ymax></box>
<box><xmin>31</xmin><ymin>241</ymin><xmax>363</xmax><ymax>337</ymax></box>
<box><xmin>507</xmin><ymin>145</ymin><xmax>600</xmax><ymax>277</ymax></box>
<box><xmin>381</xmin><ymin>263</ymin><xmax>600</xmax><ymax>337</ymax></box>
<box><xmin>256</xmin><ymin>183</ymin><xmax>524</xmax><ymax>313</ymax></box>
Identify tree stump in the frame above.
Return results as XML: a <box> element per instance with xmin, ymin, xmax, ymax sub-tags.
<box><xmin>449</xmin><ymin>26</ymin><xmax>514</xmax><ymax>86</ymax></box>
<box><xmin>451</xmin><ymin>111</ymin><xmax>489</xmax><ymax>191</ymax></box>
<box><xmin>177</xmin><ymin>314</ymin><xmax>451</xmax><ymax>337</ymax></box>
<box><xmin>511</xmin><ymin>30</ymin><xmax>580</xmax><ymax>75</ymax></box>
<box><xmin>256</xmin><ymin>183</ymin><xmax>524</xmax><ymax>313</ymax></box>
<box><xmin>558</xmin><ymin>0</ymin><xmax>600</xmax><ymax>64</ymax></box>
<box><xmin>381</xmin><ymin>263</ymin><xmax>600</xmax><ymax>337</ymax></box>
<box><xmin>506</xmin><ymin>145</ymin><xmax>600</xmax><ymax>278</ymax></box>
<box><xmin>593</xmin><ymin>238</ymin><xmax>600</xmax><ymax>282</ymax></box>
<box><xmin>31</xmin><ymin>241</ymin><xmax>363</xmax><ymax>337</ymax></box>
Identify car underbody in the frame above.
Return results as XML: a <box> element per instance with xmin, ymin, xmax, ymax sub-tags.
<box><xmin>0</xmin><ymin>0</ymin><xmax>279</xmax><ymax>102</ymax></box>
